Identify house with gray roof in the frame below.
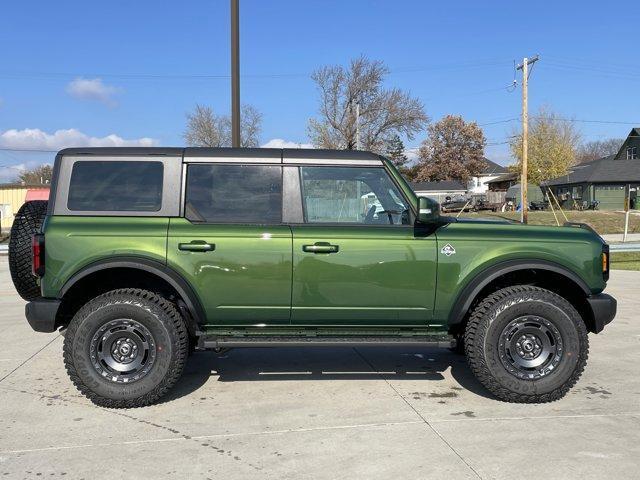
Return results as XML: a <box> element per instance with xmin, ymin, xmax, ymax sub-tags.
<box><xmin>545</xmin><ymin>128</ymin><xmax>640</xmax><ymax>210</ymax></box>
<box><xmin>467</xmin><ymin>159</ymin><xmax>509</xmax><ymax>194</ymax></box>
<box><xmin>410</xmin><ymin>159</ymin><xmax>509</xmax><ymax>203</ymax></box>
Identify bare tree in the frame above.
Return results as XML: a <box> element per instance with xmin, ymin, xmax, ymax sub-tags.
<box><xmin>239</xmin><ymin>105</ymin><xmax>262</xmax><ymax>148</ymax></box>
<box><xmin>184</xmin><ymin>105</ymin><xmax>227</xmax><ymax>147</ymax></box>
<box><xmin>184</xmin><ymin>104</ymin><xmax>262</xmax><ymax>148</ymax></box>
<box><xmin>308</xmin><ymin>56</ymin><xmax>429</xmax><ymax>153</ymax></box>
<box><xmin>17</xmin><ymin>164</ymin><xmax>52</xmax><ymax>184</ymax></box>
<box><xmin>414</xmin><ymin>115</ymin><xmax>487</xmax><ymax>183</ymax></box>
<box><xmin>576</xmin><ymin>138</ymin><xmax>624</xmax><ymax>163</ymax></box>
<box><xmin>509</xmin><ymin>107</ymin><xmax>581</xmax><ymax>184</ymax></box>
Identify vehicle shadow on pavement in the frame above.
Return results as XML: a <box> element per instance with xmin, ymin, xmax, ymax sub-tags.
<box><xmin>163</xmin><ymin>346</ymin><xmax>496</xmax><ymax>403</ymax></box>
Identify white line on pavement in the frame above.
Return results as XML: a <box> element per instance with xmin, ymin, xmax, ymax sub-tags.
<box><xmin>0</xmin><ymin>420</ymin><xmax>425</xmax><ymax>455</ymax></box>
<box><xmin>429</xmin><ymin>411</ymin><xmax>640</xmax><ymax>423</ymax></box>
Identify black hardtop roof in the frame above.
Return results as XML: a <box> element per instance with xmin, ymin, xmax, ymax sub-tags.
<box><xmin>57</xmin><ymin>147</ymin><xmax>383</xmax><ymax>161</ymax></box>
<box><xmin>57</xmin><ymin>147</ymin><xmax>185</xmax><ymax>156</ymax></box>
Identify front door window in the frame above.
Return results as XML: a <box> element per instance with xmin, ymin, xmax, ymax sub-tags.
<box><xmin>300</xmin><ymin>166</ymin><xmax>409</xmax><ymax>225</ymax></box>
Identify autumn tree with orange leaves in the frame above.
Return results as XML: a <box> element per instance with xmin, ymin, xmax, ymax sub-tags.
<box><xmin>414</xmin><ymin>115</ymin><xmax>487</xmax><ymax>183</ymax></box>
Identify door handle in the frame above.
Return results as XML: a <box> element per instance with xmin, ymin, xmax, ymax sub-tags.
<box><xmin>178</xmin><ymin>241</ymin><xmax>215</xmax><ymax>252</ymax></box>
<box><xmin>302</xmin><ymin>242</ymin><xmax>339</xmax><ymax>254</ymax></box>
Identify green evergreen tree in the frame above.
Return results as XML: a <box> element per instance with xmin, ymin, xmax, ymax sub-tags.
<box><xmin>385</xmin><ymin>134</ymin><xmax>408</xmax><ymax>167</ymax></box>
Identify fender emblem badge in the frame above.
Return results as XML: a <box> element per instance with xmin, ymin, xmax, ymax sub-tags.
<box><xmin>441</xmin><ymin>244</ymin><xmax>456</xmax><ymax>256</ymax></box>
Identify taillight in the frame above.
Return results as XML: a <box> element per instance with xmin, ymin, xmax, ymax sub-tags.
<box><xmin>32</xmin><ymin>234</ymin><xmax>45</xmax><ymax>277</ymax></box>
<box><xmin>602</xmin><ymin>244</ymin><xmax>610</xmax><ymax>281</ymax></box>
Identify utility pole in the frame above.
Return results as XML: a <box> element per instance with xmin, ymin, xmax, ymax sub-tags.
<box><xmin>230</xmin><ymin>0</ymin><xmax>240</xmax><ymax>147</ymax></box>
<box><xmin>516</xmin><ymin>54</ymin><xmax>539</xmax><ymax>224</ymax></box>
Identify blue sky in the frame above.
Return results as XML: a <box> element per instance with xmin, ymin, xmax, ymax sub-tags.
<box><xmin>0</xmin><ymin>0</ymin><xmax>638</xmax><ymax>181</ymax></box>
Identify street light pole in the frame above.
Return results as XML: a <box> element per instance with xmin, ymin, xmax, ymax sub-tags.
<box><xmin>231</xmin><ymin>0</ymin><xmax>240</xmax><ymax>148</ymax></box>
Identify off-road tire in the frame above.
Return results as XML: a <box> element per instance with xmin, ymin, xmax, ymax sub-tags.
<box><xmin>464</xmin><ymin>286</ymin><xmax>588</xmax><ymax>403</ymax></box>
<box><xmin>63</xmin><ymin>288</ymin><xmax>189</xmax><ymax>408</ymax></box>
<box><xmin>9</xmin><ymin>200</ymin><xmax>48</xmax><ymax>301</ymax></box>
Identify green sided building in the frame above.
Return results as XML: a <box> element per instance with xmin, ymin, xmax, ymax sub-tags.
<box><xmin>545</xmin><ymin>128</ymin><xmax>640</xmax><ymax>210</ymax></box>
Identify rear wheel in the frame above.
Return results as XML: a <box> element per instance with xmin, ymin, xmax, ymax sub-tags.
<box><xmin>464</xmin><ymin>286</ymin><xmax>588</xmax><ymax>403</ymax></box>
<box><xmin>9</xmin><ymin>200</ymin><xmax>48</xmax><ymax>301</ymax></box>
<box><xmin>63</xmin><ymin>288</ymin><xmax>188</xmax><ymax>408</ymax></box>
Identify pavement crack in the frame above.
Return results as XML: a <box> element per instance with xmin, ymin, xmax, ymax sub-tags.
<box><xmin>2</xmin><ymin>383</ymin><xmax>193</xmax><ymax>439</ymax></box>
<box><xmin>0</xmin><ymin>334</ymin><xmax>61</xmax><ymax>384</ymax></box>
<box><xmin>352</xmin><ymin>347</ymin><xmax>483</xmax><ymax>480</ymax></box>
<box><xmin>105</xmin><ymin>409</ymin><xmax>191</xmax><ymax>438</ymax></box>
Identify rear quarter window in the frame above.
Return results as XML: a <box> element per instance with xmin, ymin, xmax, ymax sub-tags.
<box><xmin>67</xmin><ymin>161</ymin><xmax>163</xmax><ymax>212</ymax></box>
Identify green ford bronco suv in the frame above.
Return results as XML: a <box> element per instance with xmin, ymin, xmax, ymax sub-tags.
<box><xmin>9</xmin><ymin>147</ymin><xmax>616</xmax><ymax>408</ymax></box>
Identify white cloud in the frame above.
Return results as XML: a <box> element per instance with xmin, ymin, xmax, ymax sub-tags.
<box><xmin>405</xmin><ymin>147</ymin><xmax>420</xmax><ymax>163</ymax></box>
<box><xmin>261</xmin><ymin>138</ymin><xmax>314</xmax><ymax>149</ymax></box>
<box><xmin>66</xmin><ymin>78</ymin><xmax>121</xmax><ymax>106</ymax></box>
<box><xmin>0</xmin><ymin>161</ymin><xmax>40</xmax><ymax>183</ymax></box>
<box><xmin>0</xmin><ymin>128</ymin><xmax>157</xmax><ymax>151</ymax></box>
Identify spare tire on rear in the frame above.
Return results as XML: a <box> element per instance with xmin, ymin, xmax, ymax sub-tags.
<box><xmin>9</xmin><ymin>200</ymin><xmax>48</xmax><ymax>301</ymax></box>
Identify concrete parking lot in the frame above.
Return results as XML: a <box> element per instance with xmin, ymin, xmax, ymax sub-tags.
<box><xmin>0</xmin><ymin>257</ymin><xmax>638</xmax><ymax>479</ymax></box>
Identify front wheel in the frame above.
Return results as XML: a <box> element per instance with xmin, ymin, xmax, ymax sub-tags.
<box><xmin>63</xmin><ymin>288</ymin><xmax>189</xmax><ymax>408</ymax></box>
<box><xmin>464</xmin><ymin>286</ymin><xmax>588</xmax><ymax>403</ymax></box>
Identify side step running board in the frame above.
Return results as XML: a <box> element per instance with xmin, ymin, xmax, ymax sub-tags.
<box><xmin>201</xmin><ymin>336</ymin><xmax>456</xmax><ymax>349</ymax></box>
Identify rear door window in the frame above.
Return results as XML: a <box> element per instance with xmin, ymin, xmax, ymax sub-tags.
<box><xmin>67</xmin><ymin>161</ymin><xmax>163</xmax><ymax>211</ymax></box>
<box><xmin>185</xmin><ymin>164</ymin><xmax>282</xmax><ymax>223</ymax></box>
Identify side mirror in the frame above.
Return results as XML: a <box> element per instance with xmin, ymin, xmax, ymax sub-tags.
<box><xmin>417</xmin><ymin>196</ymin><xmax>441</xmax><ymax>224</ymax></box>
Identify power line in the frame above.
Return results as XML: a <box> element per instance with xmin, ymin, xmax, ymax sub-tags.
<box><xmin>0</xmin><ymin>147</ymin><xmax>58</xmax><ymax>153</ymax></box>
<box><xmin>2</xmin><ymin>124</ymin><xmax>637</xmax><ymax>154</ymax></box>
<box><xmin>544</xmin><ymin>56</ymin><xmax>640</xmax><ymax>75</ymax></box>
<box><xmin>390</xmin><ymin>59</ymin><xmax>513</xmax><ymax>75</ymax></box>
<box><xmin>478</xmin><ymin>118</ymin><xmax>519</xmax><ymax>126</ymax></box>
<box><xmin>453</xmin><ymin>82</ymin><xmax>517</xmax><ymax>98</ymax></box>
<box><xmin>530</xmin><ymin>116</ymin><xmax>640</xmax><ymax>125</ymax></box>
<box><xmin>0</xmin><ymin>59</ymin><xmax>515</xmax><ymax>82</ymax></box>
<box><xmin>544</xmin><ymin>55</ymin><xmax>640</xmax><ymax>72</ymax></box>
<box><xmin>543</xmin><ymin>62</ymin><xmax>640</xmax><ymax>82</ymax></box>
<box><xmin>478</xmin><ymin>117</ymin><xmax>639</xmax><ymax>126</ymax></box>
<box><xmin>0</xmin><ymin>71</ymin><xmax>303</xmax><ymax>81</ymax></box>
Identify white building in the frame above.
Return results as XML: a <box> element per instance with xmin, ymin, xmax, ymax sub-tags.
<box><xmin>467</xmin><ymin>159</ymin><xmax>509</xmax><ymax>194</ymax></box>
<box><xmin>409</xmin><ymin>160</ymin><xmax>509</xmax><ymax>203</ymax></box>
<box><xmin>410</xmin><ymin>180</ymin><xmax>467</xmax><ymax>203</ymax></box>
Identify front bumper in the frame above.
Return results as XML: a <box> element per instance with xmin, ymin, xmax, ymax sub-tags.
<box><xmin>587</xmin><ymin>293</ymin><xmax>616</xmax><ymax>333</ymax></box>
<box><xmin>25</xmin><ymin>298</ymin><xmax>61</xmax><ymax>333</ymax></box>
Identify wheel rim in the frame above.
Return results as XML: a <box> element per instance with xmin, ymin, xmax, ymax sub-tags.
<box><xmin>90</xmin><ymin>319</ymin><xmax>157</xmax><ymax>383</ymax></box>
<box><xmin>498</xmin><ymin>316</ymin><xmax>563</xmax><ymax>380</ymax></box>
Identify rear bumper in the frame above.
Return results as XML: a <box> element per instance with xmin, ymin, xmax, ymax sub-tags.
<box><xmin>587</xmin><ymin>293</ymin><xmax>616</xmax><ymax>333</ymax></box>
<box><xmin>25</xmin><ymin>298</ymin><xmax>61</xmax><ymax>333</ymax></box>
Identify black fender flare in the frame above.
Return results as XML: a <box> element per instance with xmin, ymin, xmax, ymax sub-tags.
<box><xmin>58</xmin><ymin>256</ymin><xmax>206</xmax><ymax>329</ymax></box>
<box><xmin>447</xmin><ymin>259</ymin><xmax>591</xmax><ymax>327</ymax></box>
